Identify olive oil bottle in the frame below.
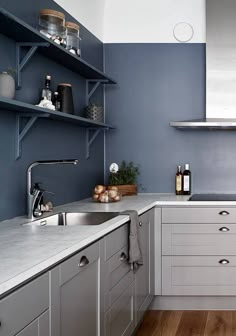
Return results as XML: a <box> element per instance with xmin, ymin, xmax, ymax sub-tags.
<box><xmin>175</xmin><ymin>165</ymin><xmax>183</xmax><ymax>195</ymax></box>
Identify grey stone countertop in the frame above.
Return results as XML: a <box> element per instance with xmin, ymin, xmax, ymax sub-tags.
<box><xmin>1</xmin><ymin>193</ymin><xmax>236</xmax><ymax>298</ymax></box>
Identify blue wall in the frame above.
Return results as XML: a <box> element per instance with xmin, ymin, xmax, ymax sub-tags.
<box><xmin>105</xmin><ymin>43</ymin><xmax>236</xmax><ymax>194</ymax></box>
<box><xmin>0</xmin><ymin>1</ymin><xmax>104</xmax><ymax>221</ymax></box>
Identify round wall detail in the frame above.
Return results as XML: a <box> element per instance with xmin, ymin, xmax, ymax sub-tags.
<box><xmin>173</xmin><ymin>22</ymin><xmax>194</xmax><ymax>43</ymax></box>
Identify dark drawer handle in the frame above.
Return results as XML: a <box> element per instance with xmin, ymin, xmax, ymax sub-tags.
<box><xmin>219</xmin><ymin>227</ymin><xmax>230</xmax><ymax>232</ymax></box>
<box><xmin>219</xmin><ymin>259</ymin><xmax>230</xmax><ymax>265</ymax></box>
<box><xmin>219</xmin><ymin>211</ymin><xmax>230</xmax><ymax>216</ymax></box>
<box><xmin>139</xmin><ymin>222</ymin><xmax>142</xmax><ymax>227</ymax></box>
<box><xmin>120</xmin><ymin>252</ymin><xmax>128</xmax><ymax>261</ymax></box>
<box><xmin>79</xmin><ymin>256</ymin><xmax>89</xmax><ymax>267</ymax></box>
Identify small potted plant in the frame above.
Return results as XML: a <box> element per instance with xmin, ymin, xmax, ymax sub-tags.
<box><xmin>108</xmin><ymin>161</ymin><xmax>140</xmax><ymax>196</ymax></box>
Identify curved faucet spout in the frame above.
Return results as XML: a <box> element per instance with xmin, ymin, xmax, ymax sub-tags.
<box><xmin>27</xmin><ymin>159</ymin><xmax>79</xmax><ymax>219</ymax></box>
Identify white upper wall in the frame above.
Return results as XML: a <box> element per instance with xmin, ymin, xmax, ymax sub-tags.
<box><xmin>54</xmin><ymin>0</ymin><xmax>105</xmax><ymax>41</ymax></box>
<box><xmin>54</xmin><ymin>0</ymin><xmax>206</xmax><ymax>43</ymax></box>
<box><xmin>104</xmin><ymin>0</ymin><xmax>206</xmax><ymax>43</ymax></box>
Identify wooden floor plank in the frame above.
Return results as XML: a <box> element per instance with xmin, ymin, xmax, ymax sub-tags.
<box><xmin>232</xmin><ymin>311</ymin><xmax>236</xmax><ymax>335</ymax></box>
<box><xmin>135</xmin><ymin>310</ymin><xmax>236</xmax><ymax>336</ymax></box>
<box><xmin>152</xmin><ymin>311</ymin><xmax>183</xmax><ymax>336</ymax></box>
<box><xmin>204</xmin><ymin>311</ymin><xmax>232</xmax><ymax>336</ymax></box>
<box><xmin>135</xmin><ymin>311</ymin><xmax>162</xmax><ymax>336</ymax></box>
<box><xmin>175</xmin><ymin>311</ymin><xmax>208</xmax><ymax>336</ymax></box>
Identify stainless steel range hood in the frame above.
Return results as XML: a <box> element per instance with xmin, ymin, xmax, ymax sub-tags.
<box><xmin>170</xmin><ymin>0</ymin><xmax>236</xmax><ymax>129</ymax></box>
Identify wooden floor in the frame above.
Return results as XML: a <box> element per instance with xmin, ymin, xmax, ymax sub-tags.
<box><xmin>135</xmin><ymin>311</ymin><xmax>236</xmax><ymax>336</ymax></box>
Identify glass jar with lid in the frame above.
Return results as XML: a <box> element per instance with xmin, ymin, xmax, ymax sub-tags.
<box><xmin>39</xmin><ymin>9</ymin><xmax>65</xmax><ymax>43</ymax></box>
<box><xmin>65</xmin><ymin>21</ymin><xmax>81</xmax><ymax>57</ymax></box>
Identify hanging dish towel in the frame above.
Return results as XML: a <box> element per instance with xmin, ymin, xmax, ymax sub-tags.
<box><xmin>120</xmin><ymin>210</ymin><xmax>143</xmax><ymax>271</ymax></box>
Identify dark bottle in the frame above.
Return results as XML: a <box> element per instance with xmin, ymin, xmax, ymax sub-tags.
<box><xmin>53</xmin><ymin>91</ymin><xmax>61</xmax><ymax>111</ymax></box>
<box><xmin>182</xmin><ymin>163</ymin><xmax>191</xmax><ymax>195</ymax></box>
<box><xmin>41</xmin><ymin>75</ymin><xmax>52</xmax><ymax>101</ymax></box>
<box><xmin>175</xmin><ymin>165</ymin><xmax>183</xmax><ymax>195</ymax></box>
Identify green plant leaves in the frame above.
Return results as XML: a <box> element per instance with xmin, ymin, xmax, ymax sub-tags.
<box><xmin>108</xmin><ymin>160</ymin><xmax>140</xmax><ymax>185</ymax></box>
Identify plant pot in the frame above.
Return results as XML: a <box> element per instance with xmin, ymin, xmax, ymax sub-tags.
<box><xmin>0</xmin><ymin>72</ymin><xmax>15</xmax><ymax>99</ymax></box>
<box><xmin>108</xmin><ymin>184</ymin><xmax>137</xmax><ymax>196</ymax></box>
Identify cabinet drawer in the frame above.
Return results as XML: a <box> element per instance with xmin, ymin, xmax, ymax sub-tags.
<box><xmin>0</xmin><ymin>273</ymin><xmax>49</xmax><ymax>336</ymax></box>
<box><xmin>105</xmin><ymin>223</ymin><xmax>129</xmax><ymax>261</ymax></box>
<box><xmin>105</xmin><ymin>245</ymin><xmax>131</xmax><ymax>290</ymax></box>
<box><xmin>105</xmin><ymin>282</ymin><xmax>134</xmax><ymax>336</ymax></box>
<box><xmin>162</xmin><ymin>256</ymin><xmax>236</xmax><ymax>296</ymax></box>
<box><xmin>106</xmin><ymin>271</ymin><xmax>134</xmax><ymax>312</ymax></box>
<box><xmin>16</xmin><ymin>310</ymin><xmax>49</xmax><ymax>336</ymax></box>
<box><xmin>162</xmin><ymin>223</ymin><xmax>236</xmax><ymax>255</ymax></box>
<box><xmin>60</xmin><ymin>241</ymin><xmax>99</xmax><ymax>285</ymax></box>
<box><xmin>162</xmin><ymin>207</ymin><xmax>236</xmax><ymax>224</ymax></box>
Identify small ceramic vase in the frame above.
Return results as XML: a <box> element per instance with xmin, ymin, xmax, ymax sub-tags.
<box><xmin>0</xmin><ymin>72</ymin><xmax>15</xmax><ymax>99</ymax></box>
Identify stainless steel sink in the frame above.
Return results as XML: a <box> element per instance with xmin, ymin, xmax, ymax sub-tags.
<box><xmin>24</xmin><ymin>212</ymin><xmax>120</xmax><ymax>226</ymax></box>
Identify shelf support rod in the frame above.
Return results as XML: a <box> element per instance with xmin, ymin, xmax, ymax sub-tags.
<box><xmin>15</xmin><ymin>113</ymin><xmax>49</xmax><ymax>160</ymax></box>
<box><xmin>16</xmin><ymin>42</ymin><xmax>49</xmax><ymax>89</ymax></box>
<box><xmin>85</xmin><ymin>80</ymin><xmax>108</xmax><ymax>105</ymax></box>
<box><xmin>86</xmin><ymin>128</ymin><xmax>109</xmax><ymax>159</ymax></box>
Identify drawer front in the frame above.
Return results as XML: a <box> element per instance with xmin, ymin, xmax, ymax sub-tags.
<box><xmin>105</xmin><ymin>245</ymin><xmax>131</xmax><ymax>290</ymax></box>
<box><xmin>162</xmin><ymin>256</ymin><xmax>236</xmax><ymax>296</ymax></box>
<box><xmin>60</xmin><ymin>241</ymin><xmax>99</xmax><ymax>285</ymax></box>
<box><xmin>105</xmin><ymin>223</ymin><xmax>129</xmax><ymax>261</ymax></box>
<box><xmin>16</xmin><ymin>310</ymin><xmax>49</xmax><ymax>336</ymax></box>
<box><xmin>162</xmin><ymin>223</ymin><xmax>236</xmax><ymax>255</ymax></box>
<box><xmin>0</xmin><ymin>273</ymin><xmax>49</xmax><ymax>336</ymax></box>
<box><xmin>105</xmin><ymin>271</ymin><xmax>134</xmax><ymax>311</ymax></box>
<box><xmin>105</xmin><ymin>282</ymin><xmax>134</xmax><ymax>336</ymax></box>
<box><xmin>162</xmin><ymin>207</ymin><xmax>236</xmax><ymax>224</ymax></box>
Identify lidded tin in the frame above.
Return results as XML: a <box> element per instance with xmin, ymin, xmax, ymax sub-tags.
<box><xmin>65</xmin><ymin>21</ymin><xmax>81</xmax><ymax>56</ymax></box>
<box><xmin>39</xmin><ymin>9</ymin><xmax>65</xmax><ymax>41</ymax></box>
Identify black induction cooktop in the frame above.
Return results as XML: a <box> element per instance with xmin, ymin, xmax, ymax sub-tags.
<box><xmin>189</xmin><ymin>194</ymin><xmax>236</xmax><ymax>201</ymax></box>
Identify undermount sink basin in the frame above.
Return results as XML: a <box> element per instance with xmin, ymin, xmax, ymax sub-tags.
<box><xmin>24</xmin><ymin>212</ymin><xmax>120</xmax><ymax>226</ymax></box>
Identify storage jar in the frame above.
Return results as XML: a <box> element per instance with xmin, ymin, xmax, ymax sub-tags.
<box><xmin>65</xmin><ymin>21</ymin><xmax>81</xmax><ymax>57</ymax></box>
<box><xmin>39</xmin><ymin>9</ymin><xmax>65</xmax><ymax>41</ymax></box>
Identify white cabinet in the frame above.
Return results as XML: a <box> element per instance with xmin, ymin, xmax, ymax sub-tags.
<box><xmin>162</xmin><ymin>207</ymin><xmax>236</xmax><ymax>296</ymax></box>
<box><xmin>0</xmin><ymin>273</ymin><xmax>49</xmax><ymax>336</ymax></box>
<box><xmin>50</xmin><ymin>241</ymin><xmax>101</xmax><ymax>336</ymax></box>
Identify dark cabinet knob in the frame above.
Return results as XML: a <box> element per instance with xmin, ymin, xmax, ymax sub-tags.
<box><xmin>139</xmin><ymin>222</ymin><xmax>143</xmax><ymax>227</ymax></box>
<box><xmin>79</xmin><ymin>256</ymin><xmax>89</xmax><ymax>267</ymax></box>
<box><xmin>219</xmin><ymin>211</ymin><xmax>230</xmax><ymax>216</ymax></box>
<box><xmin>219</xmin><ymin>227</ymin><xmax>230</xmax><ymax>232</ymax></box>
<box><xmin>219</xmin><ymin>259</ymin><xmax>230</xmax><ymax>265</ymax></box>
<box><xmin>120</xmin><ymin>252</ymin><xmax>128</xmax><ymax>261</ymax></box>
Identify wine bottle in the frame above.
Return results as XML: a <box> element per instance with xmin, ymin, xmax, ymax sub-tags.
<box><xmin>175</xmin><ymin>165</ymin><xmax>183</xmax><ymax>195</ymax></box>
<box><xmin>182</xmin><ymin>163</ymin><xmax>191</xmax><ymax>195</ymax></box>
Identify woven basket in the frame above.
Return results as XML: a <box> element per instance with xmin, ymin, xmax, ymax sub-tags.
<box><xmin>108</xmin><ymin>184</ymin><xmax>137</xmax><ymax>196</ymax></box>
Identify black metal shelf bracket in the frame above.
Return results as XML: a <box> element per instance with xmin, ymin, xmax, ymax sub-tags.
<box><xmin>85</xmin><ymin>79</ymin><xmax>109</xmax><ymax>105</ymax></box>
<box><xmin>16</xmin><ymin>42</ymin><xmax>49</xmax><ymax>89</ymax></box>
<box><xmin>86</xmin><ymin>127</ymin><xmax>109</xmax><ymax>159</ymax></box>
<box><xmin>15</xmin><ymin>113</ymin><xmax>50</xmax><ymax>160</ymax></box>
